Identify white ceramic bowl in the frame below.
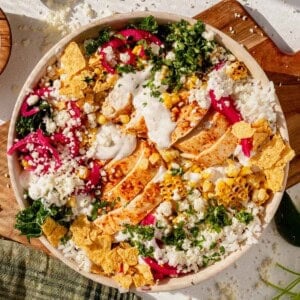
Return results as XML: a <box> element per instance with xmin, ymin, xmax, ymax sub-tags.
<box><xmin>7</xmin><ymin>12</ymin><xmax>289</xmax><ymax>292</ymax></box>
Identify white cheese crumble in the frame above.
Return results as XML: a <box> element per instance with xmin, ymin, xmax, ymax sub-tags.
<box><xmin>26</xmin><ymin>94</ymin><xmax>39</xmax><ymax>106</ymax></box>
<box><xmin>202</xmin><ymin>30</ymin><xmax>215</xmax><ymax>41</ymax></box>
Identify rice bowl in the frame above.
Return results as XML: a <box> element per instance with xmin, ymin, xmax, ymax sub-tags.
<box><xmin>7</xmin><ymin>12</ymin><xmax>294</xmax><ymax>291</ymax></box>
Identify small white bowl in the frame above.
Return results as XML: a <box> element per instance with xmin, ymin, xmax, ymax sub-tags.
<box><xmin>7</xmin><ymin>12</ymin><xmax>289</xmax><ymax>292</ymax></box>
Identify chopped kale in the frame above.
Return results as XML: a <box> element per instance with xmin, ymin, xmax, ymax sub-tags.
<box><xmin>136</xmin><ymin>16</ymin><xmax>159</xmax><ymax>34</ymax></box>
<box><xmin>16</xmin><ymin>101</ymin><xmax>51</xmax><ymax>138</ymax></box>
<box><xmin>15</xmin><ymin>199</ymin><xmax>50</xmax><ymax>240</ymax></box>
<box><xmin>83</xmin><ymin>28</ymin><xmax>111</xmax><ymax>56</ymax></box>
<box><xmin>15</xmin><ymin>196</ymin><xmax>73</xmax><ymax>241</ymax></box>
<box><xmin>236</xmin><ymin>210</ymin><xmax>254</xmax><ymax>225</ymax></box>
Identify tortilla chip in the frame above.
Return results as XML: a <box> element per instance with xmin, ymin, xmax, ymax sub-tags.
<box><xmin>232</xmin><ymin>121</ymin><xmax>255</xmax><ymax>139</ymax></box>
<box><xmin>102</xmin><ymin>248</ymin><xmax>122</xmax><ymax>274</ymax></box>
<box><xmin>87</xmin><ymin>248</ymin><xmax>106</xmax><ymax>266</ymax></box>
<box><xmin>250</xmin><ymin>134</ymin><xmax>286</xmax><ymax>169</ymax></box>
<box><xmin>93</xmin><ymin>75</ymin><xmax>118</xmax><ymax>93</ymax></box>
<box><xmin>61</xmin><ymin>42</ymin><xmax>86</xmax><ymax>76</ymax></box>
<box><xmin>264</xmin><ymin>166</ymin><xmax>285</xmax><ymax>192</ymax></box>
<box><xmin>41</xmin><ymin>217</ymin><xmax>57</xmax><ymax>236</ymax></box>
<box><xmin>90</xmin><ymin>263</ymin><xmax>104</xmax><ymax>275</ymax></box>
<box><xmin>47</xmin><ymin>225</ymin><xmax>68</xmax><ymax>247</ymax></box>
<box><xmin>117</xmin><ymin>247</ymin><xmax>139</xmax><ymax>266</ymax></box>
<box><xmin>70</xmin><ymin>215</ymin><xmax>93</xmax><ymax>248</ymax></box>
<box><xmin>135</xmin><ymin>264</ymin><xmax>154</xmax><ymax>283</ymax></box>
<box><xmin>113</xmin><ymin>274</ymin><xmax>133</xmax><ymax>289</ymax></box>
<box><xmin>132</xmin><ymin>273</ymin><xmax>146</xmax><ymax>287</ymax></box>
<box><xmin>275</xmin><ymin>146</ymin><xmax>295</xmax><ymax>167</ymax></box>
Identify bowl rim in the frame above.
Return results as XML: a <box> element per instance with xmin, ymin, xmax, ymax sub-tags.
<box><xmin>7</xmin><ymin>11</ymin><xmax>289</xmax><ymax>292</ymax></box>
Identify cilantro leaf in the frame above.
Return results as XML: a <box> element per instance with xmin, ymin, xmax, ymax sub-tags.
<box><xmin>236</xmin><ymin>210</ymin><xmax>254</xmax><ymax>225</ymax></box>
<box><xmin>205</xmin><ymin>205</ymin><xmax>232</xmax><ymax>233</ymax></box>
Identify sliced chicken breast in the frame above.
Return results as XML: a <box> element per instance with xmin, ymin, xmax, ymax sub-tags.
<box><xmin>182</xmin><ymin>129</ymin><xmax>238</xmax><ymax>167</ymax></box>
<box><xmin>174</xmin><ymin>112</ymin><xmax>229</xmax><ymax>155</ymax></box>
<box><xmin>103</xmin><ymin>141</ymin><xmax>146</xmax><ymax>194</ymax></box>
<box><xmin>171</xmin><ymin>101</ymin><xmax>208</xmax><ymax>144</ymax></box>
<box><xmin>102</xmin><ymin>143</ymin><xmax>162</xmax><ymax>208</ymax></box>
<box><xmin>94</xmin><ymin>181</ymin><xmax>162</xmax><ymax>235</ymax></box>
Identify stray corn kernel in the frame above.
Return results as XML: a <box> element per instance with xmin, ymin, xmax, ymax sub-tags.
<box><xmin>132</xmin><ymin>45</ymin><xmax>143</xmax><ymax>56</ymax></box>
<box><xmin>226</xmin><ymin>164</ymin><xmax>240</xmax><ymax>177</ymax></box>
<box><xmin>77</xmin><ymin>166</ymin><xmax>90</xmax><ymax>179</ymax></box>
<box><xmin>66</xmin><ymin>196</ymin><xmax>77</xmax><ymax>208</ymax></box>
<box><xmin>149</xmin><ymin>153</ymin><xmax>160</xmax><ymax>165</ymax></box>
<box><xmin>97</xmin><ymin>114</ymin><xmax>107</xmax><ymax>125</ymax></box>
<box><xmin>119</xmin><ymin>114</ymin><xmax>130</xmax><ymax>124</ymax></box>
<box><xmin>202</xmin><ymin>180</ymin><xmax>213</xmax><ymax>192</ymax></box>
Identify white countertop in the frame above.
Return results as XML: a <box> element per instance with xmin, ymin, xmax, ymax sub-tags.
<box><xmin>0</xmin><ymin>1</ymin><xmax>299</xmax><ymax>299</ymax></box>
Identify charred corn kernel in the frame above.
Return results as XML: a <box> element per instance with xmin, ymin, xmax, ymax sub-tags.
<box><xmin>171</xmin><ymin>93</ymin><xmax>180</xmax><ymax>105</ymax></box>
<box><xmin>240</xmin><ymin>166</ymin><xmax>252</xmax><ymax>176</ymax></box>
<box><xmin>97</xmin><ymin>114</ymin><xmax>107</xmax><ymax>125</ymax></box>
<box><xmin>191</xmin><ymin>164</ymin><xmax>201</xmax><ymax>173</ymax></box>
<box><xmin>77</xmin><ymin>166</ymin><xmax>89</xmax><ymax>179</ymax></box>
<box><xmin>225</xmin><ymin>164</ymin><xmax>240</xmax><ymax>177</ymax></box>
<box><xmin>94</xmin><ymin>67</ymin><xmax>101</xmax><ymax>75</ymax></box>
<box><xmin>188</xmin><ymin>181</ymin><xmax>197</xmax><ymax>188</ymax></box>
<box><xmin>119</xmin><ymin>114</ymin><xmax>130</xmax><ymax>124</ymax></box>
<box><xmin>201</xmin><ymin>170</ymin><xmax>211</xmax><ymax>180</ymax></box>
<box><xmin>53</xmin><ymin>101</ymin><xmax>66</xmax><ymax>110</ymax></box>
<box><xmin>161</xmin><ymin>66</ymin><xmax>168</xmax><ymax>79</ymax></box>
<box><xmin>160</xmin><ymin>175</ymin><xmax>186</xmax><ymax>202</ymax></box>
<box><xmin>76</xmin><ymin>99</ymin><xmax>85</xmax><ymax>109</ymax></box>
<box><xmin>226</xmin><ymin>61</ymin><xmax>248</xmax><ymax>80</ymax></box>
<box><xmin>224</xmin><ymin>178</ymin><xmax>235</xmax><ymax>185</ymax></box>
<box><xmin>21</xmin><ymin>159</ymin><xmax>30</xmax><ymax>168</ymax></box>
<box><xmin>202</xmin><ymin>180</ymin><xmax>213</xmax><ymax>192</ymax></box>
<box><xmin>66</xmin><ymin>196</ymin><xmax>76</xmax><ymax>208</ymax></box>
<box><xmin>207</xmin><ymin>192</ymin><xmax>215</xmax><ymax>199</ymax></box>
<box><xmin>257</xmin><ymin>188</ymin><xmax>268</xmax><ymax>201</ymax></box>
<box><xmin>149</xmin><ymin>153</ymin><xmax>160</xmax><ymax>165</ymax></box>
<box><xmin>159</xmin><ymin>149</ymin><xmax>179</xmax><ymax>163</ymax></box>
<box><xmin>186</xmin><ymin>74</ymin><xmax>198</xmax><ymax>89</ymax></box>
<box><xmin>139</xmin><ymin>158</ymin><xmax>149</xmax><ymax>170</ymax></box>
<box><xmin>132</xmin><ymin>45</ymin><xmax>143</xmax><ymax>56</ymax></box>
<box><xmin>162</xmin><ymin>93</ymin><xmax>172</xmax><ymax>109</ymax></box>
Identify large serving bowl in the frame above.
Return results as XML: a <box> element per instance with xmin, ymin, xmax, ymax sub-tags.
<box><xmin>7</xmin><ymin>11</ymin><xmax>289</xmax><ymax>292</ymax></box>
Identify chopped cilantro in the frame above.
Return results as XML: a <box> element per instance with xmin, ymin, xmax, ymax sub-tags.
<box><xmin>60</xmin><ymin>234</ymin><xmax>71</xmax><ymax>246</ymax></box>
<box><xmin>88</xmin><ymin>199</ymin><xmax>116</xmax><ymax>221</ymax></box>
<box><xmin>83</xmin><ymin>28</ymin><xmax>111</xmax><ymax>56</ymax></box>
<box><xmin>192</xmin><ymin>235</ymin><xmax>205</xmax><ymax>248</ymax></box>
<box><xmin>236</xmin><ymin>210</ymin><xmax>254</xmax><ymax>225</ymax></box>
<box><xmin>83</xmin><ymin>76</ymin><xmax>95</xmax><ymax>84</ymax></box>
<box><xmin>203</xmin><ymin>252</ymin><xmax>221</xmax><ymax>267</ymax></box>
<box><xmin>123</xmin><ymin>224</ymin><xmax>155</xmax><ymax>241</ymax></box>
<box><xmin>209</xmin><ymin>242</ymin><xmax>217</xmax><ymax>250</ymax></box>
<box><xmin>205</xmin><ymin>205</ymin><xmax>232</xmax><ymax>233</ymax></box>
<box><xmin>170</xmin><ymin>167</ymin><xmax>184</xmax><ymax>176</ymax></box>
<box><xmin>133</xmin><ymin>241</ymin><xmax>154</xmax><ymax>257</ymax></box>
<box><xmin>190</xmin><ymin>226</ymin><xmax>199</xmax><ymax>238</ymax></box>
<box><xmin>220</xmin><ymin>246</ymin><xmax>225</xmax><ymax>255</ymax></box>
<box><xmin>116</xmin><ymin>64</ymin><xmax>136</xmax><ymax>74</ymax></box>
<box><xmin>162</xmin><ymin>221</ymin><xmax>186</xmax><ymax>250</ymax></box>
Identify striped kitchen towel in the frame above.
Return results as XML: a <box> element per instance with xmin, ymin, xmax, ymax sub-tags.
<box><xmin>0</xmin><ymin>239</ymin><xmax>141</xmax><ymax>300</ymax></box>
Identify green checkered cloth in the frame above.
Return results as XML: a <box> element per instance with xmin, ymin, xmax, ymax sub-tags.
<box><xmin>0</xmin><ymin>239</ymin><xmax>141</xmax><ymax>300</ymax></box>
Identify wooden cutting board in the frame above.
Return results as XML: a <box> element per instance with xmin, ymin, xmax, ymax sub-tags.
<box><xmin>0</xmin><ymin>8</ymin><xmax>12</xmax><ymax>74</ymax></box>
<box><xmin>0</xmin><ymin>0</ymin><xmax>299</xmax><ymax>254</ymax></box>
